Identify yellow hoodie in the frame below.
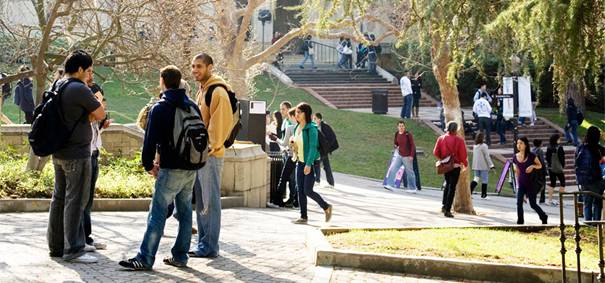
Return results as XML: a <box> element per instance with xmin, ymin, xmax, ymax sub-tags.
<box><xmin>196</xmin><ymin>75</ymin><xmax>234</xmax><ymax>158</ymax></box>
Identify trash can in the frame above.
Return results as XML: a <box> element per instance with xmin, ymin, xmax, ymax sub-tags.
<box><xmin>372</xmin><ymin>89</ymin><xmax>388</xmax><ymax>114</ymax></box>
<box><xmin>268</xmin><ymin>150</ymin><xmax>284</xmax><ymax>205</ymax></box>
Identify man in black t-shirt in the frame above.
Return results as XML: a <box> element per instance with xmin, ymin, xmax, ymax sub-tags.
<box><xmin>47</xmin><ymin>50</ymin><xmax>105</xmax><ymax>264</ymax></box>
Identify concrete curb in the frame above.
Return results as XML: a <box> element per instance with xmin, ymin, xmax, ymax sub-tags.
<box><xmin>309</xmin><ymin>225</ymin><xmax>598</xmax><ymax>283</ymax></box>
<box><xmin>0</xmin><ymin>196</ymin><xmax>244</xmax><ymax>213</ymax></box>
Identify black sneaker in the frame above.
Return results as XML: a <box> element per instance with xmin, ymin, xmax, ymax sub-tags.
<box><xmin>444</xmin><ymin>211</ymin><xmax>454</xmax><ymax>218</ymax></box>
<box><xmin>119</xmin><ymin>258</ymin><xmax>151</xmax><ymax>271</ymax></box>
<box><xmin>163</xmin><ymin>257</ymin><xmax>187</xmax><ymax>268</ymax></box>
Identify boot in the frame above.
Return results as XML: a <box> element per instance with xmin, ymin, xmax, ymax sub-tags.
<box><xmin>481</xmin><ymin>184</ymin><xmax>488</xmax><ymax>199</ymax></box>
<box><xmin>470</xmin><ymin>181</ymin><xmax>478</xmax><ymax>194</ymax></box>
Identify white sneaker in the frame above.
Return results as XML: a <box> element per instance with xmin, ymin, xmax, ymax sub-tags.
<box><xmin>69</xmin><ymin>253</ymin><xmax>98</xmax><ymax>263</ymax></box>
<box><xmin>404</xmin><ymin>189</ymin><xmax>418</xmax><ymax>194</ymax></box>
<box><xmin>93</xmin><ymin>242</ymin><xmax>107</xmax><ymax>250</ymax></box>
<box><xmin>383</xmin><ymin>185</ymin><xmax>395</xmax><ymax>191</ymax></box>
<box><xmin>266</xmin><ymin>202</ymin><xmax>280</xmax><ymax>208</ymax></box>
<box><xmin>84</xmin><ymin>244</ymin><xmax>96</xmax><ymax>252</ymax></box>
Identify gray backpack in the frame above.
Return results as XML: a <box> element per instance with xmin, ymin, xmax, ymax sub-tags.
<box><xmin>550</xmin><ymin>146</ymin><xmax>564</xmax><ymax>173</ymax></box>
<box><xmin>163</xmin><ymin>99</ymin><xmax>208</xmax><ymax>169</ymax></box>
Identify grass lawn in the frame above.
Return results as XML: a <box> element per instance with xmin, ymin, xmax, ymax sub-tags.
<box><xmin>537</xmin><ymin>108</ymin><xmax>605</xmax><ymax>140</ymax></box>
<box><xmin>327</xmin><ymin>227</ymin><xmax>600</xmax><ymax>270</ymax></box>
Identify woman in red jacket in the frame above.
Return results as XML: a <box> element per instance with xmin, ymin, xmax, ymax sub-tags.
<box><xmin>433</xmin><ymin>121</ymin><xmax>468</xmax><ymax>218</ymax></box>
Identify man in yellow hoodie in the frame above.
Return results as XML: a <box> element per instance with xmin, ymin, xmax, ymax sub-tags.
<box><xmin>188</xmin><ymin>53</ymin><xmax>234</xmax><ymax>258</ymax></box>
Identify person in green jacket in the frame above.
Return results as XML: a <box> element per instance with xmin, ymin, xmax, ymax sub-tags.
<box><xmin>291</xmin><ymin>102</ymin><xmax>333</xmax><ymax>224</ymax></box>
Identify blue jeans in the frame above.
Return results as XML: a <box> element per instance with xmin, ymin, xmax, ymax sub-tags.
<box><xmin>299</xmin><ymin>51</ymin><xmax>315</xmax><ymax>68</ymax></box>
<box><xmin>84</xmin><ymin>150</ymin><xmax>99</xmax><ymax>245</ymax></box>
<box><xmin>296</xmin><ymin>162</ymin><xmax>330</xmax><ymax>219</ymax></box>
<box><xmin>48</xmin><ymin>158</ymin><xmax>92</xmax><ymax>260</ymax></box>
<box><xmin>193</xmin><ymin>156</ymin><xmax>224</xmax><ymax>257</ymax></box>
<box><xmin>583</xmin><ymin>181</ymin><xmax>605</xmax><ymax>221</ymax></box>
<box><xmin>314</xmin><ymin>156</ymin><xmax>334</xmax><ymax>186</ymax></box>
<box><xmin>565</xmin><ymin>120</ymin><xmax>579</xmax><ymax>146</ymax></box>
<box><xmin>386</xmin><ymin>153</ymin><xmax>416</xmax><ymax>190</ymax></box>
<box><xmin>368</xmin><ymin>52</ymin><xmax>377</xmax><ymax>74</ymax></box>
<box><xmin>401</xmin><ymin>95</ymin><xmax>413</xmax><ymax>119</ymax></box>
<box><xmin>136</xmin><ymin>169</ymin><xmax>196</xmax><ymax>267</ymax></box>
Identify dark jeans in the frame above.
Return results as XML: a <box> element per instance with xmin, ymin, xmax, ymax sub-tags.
<box><xmin>296</xmin><ymin>162</ymin><xmax>329</xmax><ymax>219</ymax></box>
<box><xmin>313</xmin><ymin>156</ymin><xmax>334</xmax><ymax>186</ymax></box>
<box><xmin>47</xmin><ymin>157</ymin><xmax>92</xmax><ymax>260</ymax></box>
<box><xmin>478</xmin><ymin>117</ymin><xmax>492</xmax><ymax>145</ymax></box>
<box><xmin>442</xmin><ymin>168</ymin><xmax>461</xmax><ymax>213</ymax></box>
<box><xmin>278</xmin><ymin>156</ymin><xmax>297</xmax><ymax>203</ymax></box>
<box><xmin>84</xmin><ymin>150</ymin><xmax>100</xmax><ymax>245</ymax></box>
<box><xmin>24</xmin><ymin>111</ymin><xmax>34</xmax><ymax>124</ymax></box>
<box><xmin>583</xmin><ymin>181</ymin><xmax>605</xmax><ymax>221</ymax></box>
<box><xmin>368</xmin><ymin>53</ymin><xmax>377</xmax><ymax>74</ymax></box>
<box><xmin>516</xmin><ymin>186</ymin><xmax>547</xmax><ymax>224</ymax></box>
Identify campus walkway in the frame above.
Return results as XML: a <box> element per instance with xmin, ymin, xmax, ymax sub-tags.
<box><xmin>0</xmin><ymin>172</ymin><xmax>577</xmax><ymax>283</ymax></box>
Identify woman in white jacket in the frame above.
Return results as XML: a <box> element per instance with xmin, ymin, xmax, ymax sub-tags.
<box><xmin>471</xmin><ymin>133</ymin><xmax>495</xmax><ymax>199</ymax></box>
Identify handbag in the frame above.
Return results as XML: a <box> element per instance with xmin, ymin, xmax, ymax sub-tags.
<box><xmin>436</xmin><ymin>137</ymin><xmax>457</xmax><ymax>175</ymax></box>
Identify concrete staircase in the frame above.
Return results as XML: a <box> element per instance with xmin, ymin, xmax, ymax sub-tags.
<box><xmin>284</xmin><ymin>68</ymin><xmax>437</xmax><ymax>109</ymax></box>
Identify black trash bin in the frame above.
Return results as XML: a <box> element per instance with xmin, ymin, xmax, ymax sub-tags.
<box><xmin>268</xmin><ymin>150</ymin><xmax>284</xmax><ymax>205</ymax></box>
<box><xmin>372</xmin><ymin>89</ymin><xmax>388</xmax><ymax>114</ymax></box>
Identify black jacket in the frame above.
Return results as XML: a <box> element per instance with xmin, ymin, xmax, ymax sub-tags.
<box><xmin>319</xmin><ymin>121</ymin><xmax>339</xmax><ymax>154</ymax></box>
<box><xmin>546</xmin><ymin>145</ymin><xmax>565</xmax><ymax>170</ymax></box>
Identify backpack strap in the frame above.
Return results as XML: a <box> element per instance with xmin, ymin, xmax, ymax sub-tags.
<box><xmin>204</xmin><ymin>84</ymin><xmax>228</xmax><ymax>108</ymax></box>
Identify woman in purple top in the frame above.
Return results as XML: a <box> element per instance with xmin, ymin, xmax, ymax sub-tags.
<box><xmin>513</xmin><ymin>136</ymin><xmax>547</xmax><ymax>224</ymax></box>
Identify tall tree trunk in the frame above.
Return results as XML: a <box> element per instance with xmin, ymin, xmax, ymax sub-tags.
<box><xmin>562</xmin><ymin>79</ymin><xmax>585</xmax><ymax>113</ymax></box>
<box><xmin>430</xmin><ymin>31</ymin><xmax>475</xmax><ymax>215</ymax></box>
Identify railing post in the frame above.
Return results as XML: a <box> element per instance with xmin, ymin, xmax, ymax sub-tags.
<box><xmin>561</xmin><ymin>192</ymin><xmax>568</xmax><ymax>283</ymax></box>
<box><xmin>598</xmin><ymin>223</ymin><xmax>605</xmax><ymax>282</ymax></box>
<box><xmin>574</xmin><ymin>194</ymin><xmax>583</xmax><ymax>283</ymax></box>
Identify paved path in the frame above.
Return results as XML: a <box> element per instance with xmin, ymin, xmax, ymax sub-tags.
<box><xmin>0</xmin><ymin>172</ymin><xmax>578</xmax><ymax>282</ymax></box>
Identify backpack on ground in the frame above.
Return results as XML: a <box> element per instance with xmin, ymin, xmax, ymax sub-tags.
<box><xmin>575</xmin><ymin>144</ymin><xmax>596</xmax><ymax>185</ymax></box>
<box><xmin>136</xmin><ymin>97</ymin><xmax>159</xmax><ymax>130</ymax></box>
<box><xmin>205</xmin><ymin>84</ymin><xmax>241</xmax><ymax>148</ymax></box>
<box><xmin>28</xmin><ymin>79</ymin><xmax>84</xmax><ymax>157</ymax></box>
<box><xmin>161</xmin><ymin>99</ymin><xmax>208</xmax><ymax>169</ymax></box>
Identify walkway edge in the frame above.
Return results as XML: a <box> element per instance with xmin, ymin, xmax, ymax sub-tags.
<box><xmin>0</xmin><ymin>196</ymin><xmax>245</xmax><ymax>213</ymax></box>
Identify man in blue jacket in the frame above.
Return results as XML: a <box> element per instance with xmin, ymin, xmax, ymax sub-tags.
<box><xmin>13</xmin><ymin>66</ymin><xmax>34</xmax><ymax>123</ymax></box>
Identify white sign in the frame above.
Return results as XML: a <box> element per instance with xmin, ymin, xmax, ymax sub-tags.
<box><xmin>517</xmin><ymin>76</ymin><xmax>532</xmax><ymax>118</ymax></box>
<box><xmin>503</xmin><ymin>97</ymin><xmax>514</xmax><ymax>120</ymax></box>
<box><xmin>503</xmin><ymin>77</ymin><xmax>514</xmax><ymax>95</ymax></box>
<box><xmin>249</xmin><ymin>101</ymin><xmax>266</xmax><ymax>114</ymax></box>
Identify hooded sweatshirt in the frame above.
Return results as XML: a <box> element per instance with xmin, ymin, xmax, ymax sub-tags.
<box><xmin>196</xmin><ymin>75</ymin><xmax>234</xmax><ymax>158</ymax></box>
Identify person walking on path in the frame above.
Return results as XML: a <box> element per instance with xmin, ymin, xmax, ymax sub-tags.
<box><xmin>272</xmin><ymin>108</ymin><xmax>298</xmax><ymax>207</ymax></box>
<box><xmin>291</xmin><ymin>102</ymin><xmax>333</xmax><ymax>224</ymax></box>
<box><xmin>576</xmin><ymin>126</ymin><xmax>605</xmax><ymax>221</ymax></box>
<box><xmin>565</xmin><ymin>98</ymin><xmax>580</xmax><ymax>146</ymax></box>
<box><xmin>119</xmin><ymin>65</ymin><xmax>200</xmax><ymax>270</ymax></box>
<box><xmin>299</xmin><ymin>35</ymin><xmax>316</xmax><ymax>69</ymax></box>
<box><xmin>385</xmin><ymin>120</ymin><xmax>418</xmax><ymax>193</ymax></box>
<box><xmin>48</xmin><ymin>50</ymin><xmax>105</xmax><ymax>263</ymax></box>
<box><xmin>532</xmin><ymin>139</ymin><xmax>547</xmax><ymax>204</ymax></box>
<box><xmin>411</xmin><ymin>72</ymin><xmax>422</xmax><ymax>118</ymax></box>
<box><xmin>399</xmin><ymin>72</ymin><xmax>413</xmax><ymax>119</ymax></box>
<box><xmin>433</xmin><ymin>121</ymin><xmax>468</xmax><ymax>218</ymax></box>
<box><xmin>13</xmin><ymin>66</ymin><xmax>35</xmax><ymax>123</ymax></box>
<box><xmin>473</xmin><ymin>92</ymin><xmax>493</xmax><ymax>146</ymax></box>
<box><xmin>513</xmin><ymin>136</ymin><xmax>548</xmax><ymax>225</ymax></box>
<box><xmin>545</xmin><ymin>134</ymin><xmax>566</xmax><ymax>206</ymax></box>
<box><xmin>312</xmin><ymin>113</ymin><xmax>338</xmax><ymax>188</ymax></box>
<box><xmin>190</xmin><ymin>53</ymin><xmax>234</xmax><ymax>258</ymax></box>
<box><xmin>470</xmin><ymin>133</ymin><xmax>494</xmax><ymax>199</ymax></box>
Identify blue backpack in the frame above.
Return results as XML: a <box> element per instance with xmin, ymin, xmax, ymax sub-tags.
<box><xmin>575</xmin><ymin>144</ymin><xmax>596</xmax><ymax>185</ymax></box>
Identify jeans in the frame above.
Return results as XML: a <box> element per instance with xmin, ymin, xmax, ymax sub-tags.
<box><xmin>278</xmin><ymin>156</ymin><xmax>297</xmax><ymax>203</ymax></box>
<box><xmin>136</xmin><ymin>168</ymin><xmax>196</xmax><ymax>267</ymax></box>
<box><xmin>496</xmin><ymin>119</ymin><xmax>506</xmax><ymax>144</ymax></box>
<box><xmin>516</xmin><ymin>185</ymin><xmax>547</xmax><ymax>224</ymax></box>
<box><xmin>442</xmin><ymin>168</ymin><xmax>461</xmax><ymax>213</ymax></box>
<box><xmin>386</xmin><ymin>154</ymin><xmax>416</xmax><ymax>190</ymax></box>
<box><xmin>47</xmin><ymin>158</ymin><xmax>92</xmax><ymax>260</ymax></box>
<box><xmin>368</xmin><ymin>52</ymin><xmax>377</xmax><ymax>74</ymax></box>
<box><xmin>478</xmin><ymin>117</ymin><xmax>492</xmax><ymax>145</ymax></box>
<box><xmin>84</xmin><ymin>150</ymin><xmax>100</xmax><ymax>245</ymax></box>
<box><xmin>296</xmin><ymin>162</ymin><xmax>330</xmax><ymax>219</ymax></box>
<box><xmin>401</xmin><ymin>95</ymin><xmax>413</xmax><ymax>119</ymax></box>
<box><xmin>565</xmin><ymin>120</ymin><xmax>579</xmax><ymax>146</ymax></box>
<box><xmin>583</xmin><ymin>181</ymin><xmax>605</xmax><ymax>221</ymax></box>
<box><xmin>299</xmin><ymin>51</ymin><xmax>315</xmax><ymax>68</ymax></box>
<box><xmin>193</xmin><ymin>156</ymin><xmax>224</xmax><ymax>257</ymax></box>
<box><xmin>313</xmin><ymin>156</ymin><xmax>334</xmax><ymax>186</ymax></box>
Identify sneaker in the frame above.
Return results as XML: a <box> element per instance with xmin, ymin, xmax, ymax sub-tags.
<box><xmin>444</xmin><ymin>211</ymin><xmax>454</xmax><ymax>218</ymax></box>
<box><xmin>84</xmin><ymin>244</ymin><xmax>96</xmax><ymax>252</ymax></box>
<box><xmin>163</xmin><ymin>257</ymin><xmax>187</xmax><ymax>268</ymax></box>
<box><xmin>292</xmin><ymin>218</ymin><xmax>308</xmax><ymax>224</ymax></box>
<box><xmin>325</xmin><ymin>205</ymin><xmax>333</xmax><ymax>222</ymax></box>
<box><xmin>69</xmin><ymin>253</ymin><xmax>98</xmax><ymax>263</ymax></box>
<box><xmin>481</xmin><ymin>196</ymin><xmax>489</xmax><ymax>200</ymax></box>
<box><xmin>404</xmin><ymin>189</ymin><xmax>418</xmax><ymax>194</ymax></box>
<box><xmin>119</xmin><ymin>257</ymin><xmax>151</xmax><ymax>271</ymax></box>
<box><xmin>383</xmin><ymin>185</ymin><xmax>395</xmax><ymax>191</ymax></box>
<box><xmin>266</xmin><ymin>202</ymin><xmax>280</xmax><ymax>208</ymax></box>
<box><xmin>325</xmin><ymin>184</ymin><xmax>334</xmax><ymax>189</ymax></box>
<box><xmin>92</xmin><ymin>242</ymin><xmax>107</xmax><ymax>250</ymax></box>
<box><xmin>550</xmin><ymin>201</ymin><xmax>559</xmax><ymax>206</ymax></box>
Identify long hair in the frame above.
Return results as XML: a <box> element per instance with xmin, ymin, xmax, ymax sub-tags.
<box><xmin>549</xmin><ymin>134</ymin><xmax>560</xmax><ymax>147</ymax></box>
<box><xmin>296</xmin><ymin>102</ymin><xmax>312</xmax><ymax>124</ymax></box>
<box><xmin>475</xmin><ymin>133</ymin><xmax>484</xmax><ymax>145</ymax></box>
<box><xmin>517</xmin><ymin>136</ymin><xmax>531</xmax><ymax>157</ymax></box>
<box><xmin>273</xmin><ymin>110</ymin><xmax>283</xmax><ymax>130</ymax></box>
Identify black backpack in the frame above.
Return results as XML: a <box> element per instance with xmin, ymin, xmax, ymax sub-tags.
<box><xmin>205</xmin><ymin>84</ymin><xmax>241</xmax><ymax>148</ymax></box>
<box><xmin>28</xmin><ymin>79</ymin><xmax>85</xmax><ymax>157</ymax></box>
<box><xmin>306</xmin><ymin>127</ymin><xmax>329</xmax><ymax>158</ymax></box>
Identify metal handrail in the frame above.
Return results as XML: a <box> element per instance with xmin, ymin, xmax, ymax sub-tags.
<box><xmin>559</xmin><ymin>191</ymin><xmax>605</xmax><ymax>283</ymax></box>
<box><xmin>308</xmin><ymin>40</ymin><xmax>340</xmax><ymax>65</ymax></box>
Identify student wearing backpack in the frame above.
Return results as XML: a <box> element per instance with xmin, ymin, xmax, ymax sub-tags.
<box><xmin>47</xmin><ymin>50</ymin><xmax>105</xmax><ymax>264</ymax></box>
<box><xmin>190</xmin><ymin>53</ymin><xmax>234</xmax><ymax>258</ymax></box>
<box><xmin>120</xmin><ymin>66</ymin><xmax>203</xmax><ymax>270</ymax></box>
<box><xmin>577</xmin><ymin>126</ymin><xmax>605</xmax><ymax>221</ymax></box>
<box><xmin>385</xmin><ymin>120</ymin><xmax>418</xmax><ymax>193</ymax></box>
<box><xmin>291</xmin><ymin>102</ymin><xmax>333</xmax><ymax>224</ymax></box>
<box><xmin>298</xmin><ymin>35</ymin><xmax>316</xmax><ymax>69</ymax></box>
<box><xmin>312</xmin><ymin>113</ymin><xmax>338</xmax><ymax>189</ymax></box>
<box><xmin>545</xmin><ymin>134</ymin><xmax>566</xmax><ymax>206</ymax></box>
